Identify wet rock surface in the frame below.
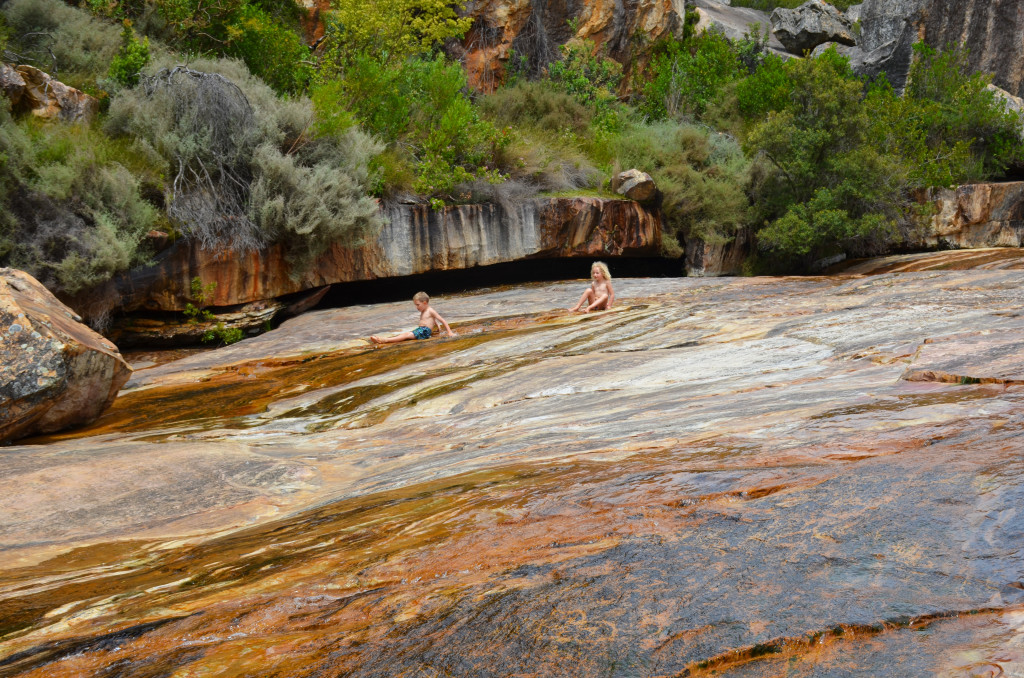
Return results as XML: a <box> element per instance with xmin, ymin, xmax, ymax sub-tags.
<box><xmin>2</xmin><ymin>250</ymin><xmax>1024</xmax><ymax>675</ymax></box>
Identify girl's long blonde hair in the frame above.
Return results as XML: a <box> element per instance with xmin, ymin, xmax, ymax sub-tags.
<box><xmin>592</xmin><ymin>261</ymin><xmax>611</xmax><ymax>280</ymax></box>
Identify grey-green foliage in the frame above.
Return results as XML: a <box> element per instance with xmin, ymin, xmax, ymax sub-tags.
<box><xmin>0</xmin><ymin>106</ymin><xmax>160</xmax><ymax>295</ymax></box>
<box><xmin>106</xmin><ymin>56</ymin><xmax>383</xmax><ymax>265</ymax></box>
<box><xmin>2</xmin><ymin>0</ymin><xmax>120</xmax><ymax>87</ymax></box>
<box><xmin>612</xmin><ymin>121</ymin><xmax>752</xmax><ymax>253</ymax></box>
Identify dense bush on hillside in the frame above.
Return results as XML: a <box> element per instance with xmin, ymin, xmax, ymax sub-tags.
<box><xmin>105</xmin><ymin>57</ymin><xmax>382</xmax><ymax>267</ymax></box>
<box><xmin>3</xmin><ymin>0</ymin><xmax>122</xmax><ymax>90</ymax></box>
<box><xmin>0</xmin><ymin>107</ymin><xmax>163</xmax><ymax>295</ymax></box>
<box><xmin>2</xmin><ymin>0</ymin><xmax>1023</xmax><ymax>297</ymax></box>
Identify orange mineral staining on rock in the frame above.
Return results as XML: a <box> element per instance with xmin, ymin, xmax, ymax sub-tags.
<box><xmin>4</xmin><ymin>252</ymin><xmax>1024</xmax><ymax>676</ymax></box>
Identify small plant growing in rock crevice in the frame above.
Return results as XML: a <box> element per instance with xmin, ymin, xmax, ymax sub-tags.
<box><xmin>183</xmin><ymin>277</ymin><xmax>243</xmax><ymax>345</ymax></box>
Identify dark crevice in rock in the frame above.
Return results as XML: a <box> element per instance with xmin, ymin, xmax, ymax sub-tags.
<box><xmin>314</xmin><ymin>256</ymin><xmax>684</xmax><ymax>310</ymax></box>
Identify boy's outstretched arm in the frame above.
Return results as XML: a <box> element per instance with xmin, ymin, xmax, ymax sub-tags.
<box><xmin>432</xmin><ymin>308</ymin><xmax>457</xmax><ymax>337</ymax></box>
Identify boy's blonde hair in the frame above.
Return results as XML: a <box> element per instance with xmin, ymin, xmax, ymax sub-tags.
<box><xmin>591</xmin><ymin>261</ymin><xmax>611</xmax><ymax>280</ymax></box>
<box><xmin>413</xmin><ymin>291</ymin><xmax>430</xmax><ymax>302</ymax></box>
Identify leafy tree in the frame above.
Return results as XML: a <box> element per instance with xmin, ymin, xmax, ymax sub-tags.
<box><xmin>325</xmin><ymin>0</ymin><xmax>472</xmax><ymax>65</ymax></box>
<box><xmin>746</xmin><ymin>48</ymin><xmax>904</xmax><ymax>261</ymax></box>
<box><xmin>640</xmin><ymin>29</ymin><xmax>741</xmax><ymax>120</ymax></box>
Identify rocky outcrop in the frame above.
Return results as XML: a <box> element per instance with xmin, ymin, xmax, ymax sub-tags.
<box><xmin>910</xmin><ymin>182</ymin><xmax>1024</xmax><ymax>250</ymax></box>
<box><xmin>684</xmin><ymin>228</ymin><xmax>749</xmax><ymax>277</ymax></box>
<box><xmin>771</xmin><ymin>0</ymin><xmax>856</xmax><ymax>54</ymax></box>
<box><xmin>0</xmin><ymin>269</ymin><xmax>131</xmax><ymax>444</ymax></box>
<box><xmin>830</xmin><ymin>0</ymin><xmax>1024</xmax><ymax>97</ymax></box>
<box><xmin>440</xmin><ymin>0</ymin><xmax>684</xmax><ymax>92</ymax></box>
<box><xmin>691</xmin><ymin>0</ymin><xmax>783</xmax><ymax>50</ymax></box>
<box><xmin>0</xmin><ymin>64</ymin><xmax>99</xmax><ymax>124</ymax></box>
<box><xmin>615</xmin><ymin>169</ymin><xmax>657</xmax><ymax>204</ymax></box>
<box><xmin>83</xmin><ymin>197</ymin><xmax>661</xmax><ymax>321</ymax></box>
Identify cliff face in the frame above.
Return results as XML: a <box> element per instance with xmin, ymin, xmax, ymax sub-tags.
<box><xmin>92</xmin><ymin>197</ymin><xmax>662</xmax><ymax>316</ymax></box>
<box><xmin>452</xmin><ymin>0</ymin><xmax>685</xmax><ymax>92</ymax></box>
<box><xmin>854</xmin><ymin>0</ymin><xmax>1024</xmax><ymax>97</ymax></box>
<box><xmin>920</xmin><ymin>0</ymin><xmax>1024</xmax><ymax>98</ymax></box>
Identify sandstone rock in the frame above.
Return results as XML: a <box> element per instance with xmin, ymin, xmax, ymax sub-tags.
<box><xmin>615</xmin><ymin>169</ymin><xmax>658</xmax><ymax>203</ymax></box>
<box><xmin>771</xmin><ymin>0</ymin><xmax>856</xmax><ymax>55</ymax></box>
<box><xmin>76</xmin><ymin>197</ymin><xmax>662</xmax><ymax>319</ymax></box>
<box><xmin>684</xmin><ymin>228</ymin><xmax>749</xmax><ymax>277</ymax></box>
<box><xmin>987</xmin><ymin>84</ymin><xmax>1024</xmax><ymax>140</ymax></box>
<box><xmin>0</xmin><ymin>63</ymin><xmax>27</xmax><ymax>109</ymax></box>
<box><xmin>0</xmin><ymin>269</ymin><xmax>131</xmax><ymax>443</ymax></box>
<box><xmin>910</xmin><ymin>182</ymin><xmax>1024</xmax><ymax>250</ymax></box>
<box><xmin>0</xmin><ymin>65</ymin><xmax>99</xmax><ymax>124</ymax></box>
<box><xmin>108</xmin><ymin>299</ymin><xmax>286</xmax><ymax>348</ymax></box>
<box><xmin>449</xmin><ymin>0</ymin><xmax>685</xmax><ymax>92</ymax></box>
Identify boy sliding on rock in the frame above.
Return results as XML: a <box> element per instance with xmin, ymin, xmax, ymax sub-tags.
<box><xmin>370</xmin><ymin>291</ymin><xmax>457</xmax><ymax>345</ymax></box>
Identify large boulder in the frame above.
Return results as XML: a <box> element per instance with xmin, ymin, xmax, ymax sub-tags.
<box><xmin>0</xmin><ymin>269</ymin><xmax>131</xmax><ymax>443</ymax></box>
<box><xmin>615</xmin><ymin>169</ymin><xmax>658</xmax><ymax>204</ymax></box>
<box><xmin>0</xmin><ymin>64</ymin><xmax>100</xmax><ymax>123</ymax></box>
<box><xmin>771</xmin><ymin>0</ymin><xmax>856</xmax><ymax>55</ymax></box>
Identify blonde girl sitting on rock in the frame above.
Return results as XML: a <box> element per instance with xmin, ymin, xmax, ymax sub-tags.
<box><xmin>569</xmin><ymin>261</ymin><xmax>615</xmax><ymax>312</ymax></box>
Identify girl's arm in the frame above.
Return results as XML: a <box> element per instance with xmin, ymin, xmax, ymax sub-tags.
<box><xmin>606</xmin><ymin>281</ymin><xmax>614</xmax><ymax>309</ymax></box>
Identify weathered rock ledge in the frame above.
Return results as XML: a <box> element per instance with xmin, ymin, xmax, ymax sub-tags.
<box><xmin>911</xmin><ymin>182</ymin><xmax>1024</xmax><ymax>250</ymax></box>
<box><xmin>72</xmin><ymin>197</ymin><xmax>661</xmax><ymax>343</ymax></box>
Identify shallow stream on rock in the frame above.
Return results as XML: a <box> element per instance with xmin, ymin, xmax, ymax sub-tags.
<box><xmin>2</xmin><ymin>250</ymin><xmax>1024</xmax><ymax>677</ymax></box>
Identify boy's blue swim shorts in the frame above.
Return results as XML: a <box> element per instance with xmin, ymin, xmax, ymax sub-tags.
<box><xmin>412</xmin><ymin>326</ymin><xmax>432</xmax><ymax>340</ymax></box>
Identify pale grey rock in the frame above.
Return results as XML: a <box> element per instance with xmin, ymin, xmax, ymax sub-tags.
<box><xmin>771</xmin><ymin>0</ymin><xmax>856</xmax><ymax>55</ymax></box>
<box><xmin>691</xmin><ymin>0</ymin><xmax>787</xmax><ymax>52</ymax></box>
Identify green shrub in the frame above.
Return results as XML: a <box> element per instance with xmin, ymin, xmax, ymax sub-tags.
<box><xmin>324</xmin><ymin>0</ymin><xmax>472</xmax><ymax>66</ymax></box>
<box><xmin>0</xmin><ymin>110</ymin><xmax>161</xmax><ymax>295</ymax></box>
<box><xmin>612</xmin><ymin>121</ymin><xmax>752</xmax><ymax>251</ymax></box>
<box><xmin>2</xmin><ymin>0</ymin><xmax>122</xmax><ymax>89</ymax></box>
<box><xmin>547</xmin><ymin>38</ymin><xmax>622</xmax><ymax>108</ymax></box>
<box><xmin>222</xmin><ymin>4</ymin><xmax>312</xmax><ymax>95</ymax></box>
<box><xmin>108</xmin><ymin>20</ymin><xmax>151</xmax><ymax>88</ymax></box>
<box><xmin>640</xmin><ymin>30</ymin><xmax>742</xmax><ymax>120</ymax></box>
<box><xmin>479</xmin><ymin>81</ymin><xmax>601</xmax><ymax>191</ymax></box>
<box><xmin>320</xmin><ymin>54</ymin><xmax>507</xmax><ymax>198</ymax></box>
<box><xmin>106</xmin><ymin>57</ymin><xmax>382</xmax><ymax>264</ymax></box>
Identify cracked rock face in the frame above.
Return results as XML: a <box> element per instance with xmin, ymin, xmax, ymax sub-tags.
<box><xmin>0</xmin><ymin>269</ymin><xmax>131</xmax><ymax>443</ymax></box>
<box><xmin>2</xmin><ymin>251</ymin><xmax>1024</xmax><ymax>675</ymax></box>
<box><xmin>771</xmin><ymin>0</ymin><xmax>856</xmax><ymax>54</ymax></box>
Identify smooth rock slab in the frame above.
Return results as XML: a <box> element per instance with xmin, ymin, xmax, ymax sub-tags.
<box><xmin>3</xmin><ymin>250</ymin><xmax>1024</xmax><ymax>675</ymax></box>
